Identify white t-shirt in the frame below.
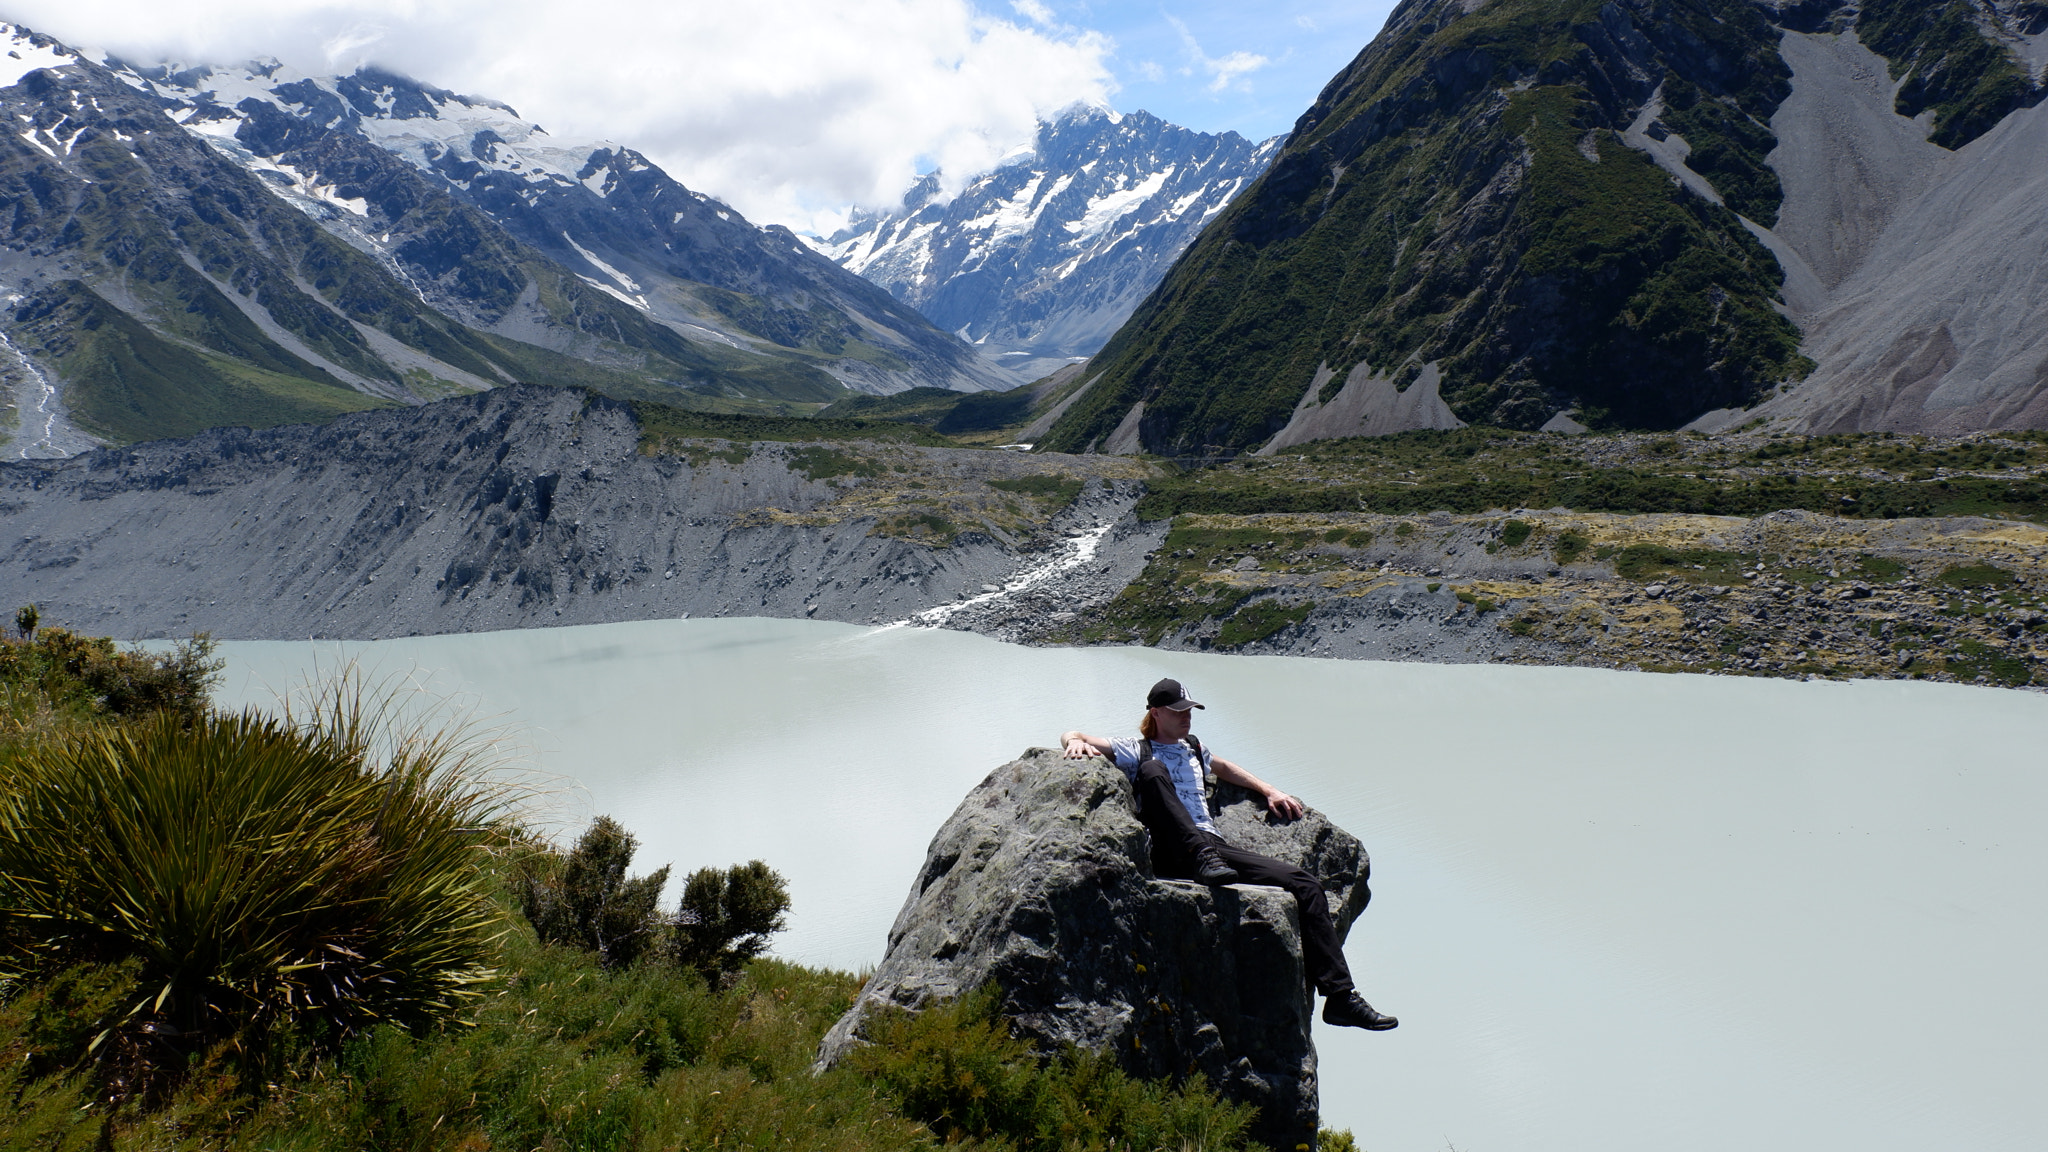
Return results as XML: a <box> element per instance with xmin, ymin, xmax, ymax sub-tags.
<box><xmin>1109</xmin><ymin>736</ymin><xmax>1217</xmax><ymax>834</ymax></box>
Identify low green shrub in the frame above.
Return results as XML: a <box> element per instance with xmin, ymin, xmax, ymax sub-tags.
<box><xmin>788</xmin><ymin>446</ymin><xmax>877</xmax><ymax>481</ymax></box>
<box><xmin>1939</xmin><ymin>563</ymin><xmax>2016</xmax><ymax>590</ymax></box>
<box><xmin>987</xmin><ymin>474</ymin><xmax>1084</xmax><ymax>509</ymax></box>
<box><xmin>673</xmin><ymin>860</ymin><xmax>791</xmax><ymax>987</ymax></box>
<box><xmin>847</xmin><ymin>986</ymin><xmax>1256</xmax><ymax>1151</ymax></box>
<box><xmin>516</xmin><ymin>816</ymin><xmax>670</xmax><ymax>970</ymax></box>
<box><xmin>1500</xmin><ymin>519</ymin><xmax>1533</xmax><ymax>547</ymax></box>
<box><xmin>518</xmin><ymin>817</ymin><xmax>791</xmax><ymax>988</ymax></box>
<box><xmin>0</xmin><ymin>624</ymin><xmax>221</xmax><ymax>727</ymax></box>
<box><xmin>1554</xmin><ymin>529</ymin><xmax>1590</xmax><ymax>565</ymax></box>
<box><xmin>1214</xmin><ymin>600</ymin><xmax>1313</xmax><ymax>649</ymax></box>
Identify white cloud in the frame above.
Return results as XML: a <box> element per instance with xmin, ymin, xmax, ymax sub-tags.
<box><xmin>1202</xmin><ymin>50</ymin><xmax>1268</xmax><ymax>93</ymax></box>
<box><xmin>4</xmin><ymin>0</ymin><xmax>1116</xmax><ymax>232</ymax></box>
<box><xmin>1009</xmin><ymin>0</ymin><xmax>1055</xmax><ymax>26</ymax></box>
<box><xmin>1164</xmin><ymin>14</ymin><xmax>1267</xmax><ymax>95</ymax></box>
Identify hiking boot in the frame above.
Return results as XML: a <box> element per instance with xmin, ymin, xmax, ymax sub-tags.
<box><xmin>1192</xmin><ymin>846</ymin><xmax>1239</xmax><ymax>884</ymax></box>
<box><xmin>1322</xmin><ymin>992</ymin><xmax>1398</xmax><ymax>1031</ymax></box>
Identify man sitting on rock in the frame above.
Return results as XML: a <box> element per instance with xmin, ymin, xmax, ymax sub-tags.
<box><xmin>1061</xmin><ymin>677</ymin><xmax>1398</xmax><ymax>1031</ymax></box>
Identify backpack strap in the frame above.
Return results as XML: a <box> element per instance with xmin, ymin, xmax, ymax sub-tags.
<box><xmin>1137</xmin><ymin>735</ymin><xmax>1217</xmax><ymax>813</ymax></box>
<box><xmin>1186</xmin><ymin>733</ymin><xmax>1216</xmax><ymax>805</ymax></box>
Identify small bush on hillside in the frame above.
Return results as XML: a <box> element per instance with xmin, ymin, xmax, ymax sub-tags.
<box><xmin>1214</xmin><ymin>599</ymin><xmax>1314</xmax><ymax>649</ymax></box>
<box><xmin>673</xmin><ymin>860</ymin><xmax>791</xmax><ymax>986</ymax></box>
<box><xmin>0</xmin><ymin>621</ymin><xmax>221</xmax><ymax>725</ymax></box>
<box><xmin>516</xmin><ymin>816</ymin><xmax>670</xmax><ymax>969</ymax></box>
<box><xmin>516</xmin><ymin>817</ymin><xmax>791</xmax><ymax>986</ymax></box>
<box><xmin>1938</xmin><ymin>563</ymin><xmax>2016</xmax><ymax>590</ymax></box>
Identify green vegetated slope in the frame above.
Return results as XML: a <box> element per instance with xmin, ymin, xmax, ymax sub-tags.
<box><xmin>631</xmin><ymin>399</ymin><xmax>960</xmax><ymax>450</ymax></box>
<box><xmin>1854</xmin><ymin>0</ymin><xmax>2047</xmax><ymax>149</ymax></box>
<box><xmin>1043</xmin><ymin>0</ymin><xmax>1811</xmax><ymax>453</ymax></box>
<box><xmin>816</xmin><ymin>383</ymin><xmax>1037</xmax><ymax>435</ymax></box>
<box><xmin>1137</xmin><ymin>426</ymin><xmax>2048</xmax><ymax>524</ymax></box>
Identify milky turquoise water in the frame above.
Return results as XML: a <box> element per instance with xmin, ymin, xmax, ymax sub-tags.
<box><xmin>211</xmin><ymin>619</ymin><xmax>2048</xmax><ymax>1152</ymax></box>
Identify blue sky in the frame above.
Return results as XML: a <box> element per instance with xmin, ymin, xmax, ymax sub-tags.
<box><xmin>1036</xmin><ymin>1</ymin><xmax>1404</xmax><ymax>142</ymax></box>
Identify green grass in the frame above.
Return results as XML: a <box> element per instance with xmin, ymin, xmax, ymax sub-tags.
<box><xmin>1213</xmin><ymin>600</ymin><xmax>1314</xmax><ymax>649</ymax></box>
<box><xmin>632</xmin><ymin>399</ymin><xmax>958</xmax><ymax>453</ymax></box>
<box><xmin>817</xmin><ymin>385</ymin><xmax>1037</xmax><ymax>435</ymax></box>
<box><xmin>1938</xmin><ymin>563</ymin><xmax>2017</xmax><ymax>590</ymax></box>
<box><xmin>16</xmin><ymin>281</ymin><xmax>392</xmax><ymax>445</ymax></box>
<box><xmin>1612</xmin><ymin>544</ymin><xmax>1746</xmax><ymax>583</ymax></box>
<box><xmin>1131</xmin><ymin>427</ymin><xmax>2048</xmax><ymax>525</ymax></box>
<box><xmin>986</xmin><ymin>474</ymin><xmax>1085</xmax><ymax>509</ymax></box>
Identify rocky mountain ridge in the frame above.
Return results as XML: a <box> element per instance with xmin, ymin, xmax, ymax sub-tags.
<box><xmin>1042</xmin><ymin>0</ymin><xmax>2048</xmax><ymax>455</ymax></box>
<box><xmin>114</xmin><ymin>55</ymin><xmax>1018</xmax><ymax>399</ymax></box>
<box><xmin>0</xmin><ymin>20</ymin><xmax>1016</xmax><ymax>457</ymax></box>
<box><xmin>816</xmin><ymin>106</ymin><xmax>1279</xmax><ymax>378</ymax></box>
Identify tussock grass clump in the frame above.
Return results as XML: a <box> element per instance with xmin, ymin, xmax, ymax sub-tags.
<box><xmin>0</xmin><ymin>683</ymin><xmax>506</xmax><ymax>1091</ymax></box>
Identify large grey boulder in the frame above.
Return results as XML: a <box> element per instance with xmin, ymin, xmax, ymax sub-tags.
<box><xmin>814</xmin><ymin>748</ymin><xmax>1371</xmax><ymax>1150</ymax></box>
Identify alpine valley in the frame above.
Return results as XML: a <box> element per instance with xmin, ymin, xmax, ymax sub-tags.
<box><xmin>0</xmin><ymin>21</ymin><xmax>1018</xmax><ymax>454</ymax></box>
<box><xmin>5</xmin><ymin>0</ymin><xmax>2048</xmax><ymax>694</ymax></box>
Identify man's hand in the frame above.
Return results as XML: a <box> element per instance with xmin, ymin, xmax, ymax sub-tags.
<box><xmin>1264</xmin><ymin>790</ymin><xmax>1305</xmax><ymax>820</ymax></box>
<box><xmin>1064</xmin><ymin>738</ymin><xmax>1103</xmax><ymax>759</ymax></box>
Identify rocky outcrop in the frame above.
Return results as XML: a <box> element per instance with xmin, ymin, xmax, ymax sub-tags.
<box><xmin>813</xmin><ymin>749</ymin><xmax>1370</xmax><ymax>1151</ymax></box>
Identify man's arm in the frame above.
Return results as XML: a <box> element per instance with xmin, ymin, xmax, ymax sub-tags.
<box><xmin>1210</xmin><ymin>756</ymin><xmax>1306</xmax><ymax>820</ymax></box>
<box><xmin>1061</xmin><ymin>730</ymin><xmax>1115</xmax><ymax>759</ymax></box>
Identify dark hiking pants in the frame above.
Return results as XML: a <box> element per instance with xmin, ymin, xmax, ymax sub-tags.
<box><xmin>1131</xmin><ymin>757</ymin><xmax>1360</xmax><ymax>998</ymax></box>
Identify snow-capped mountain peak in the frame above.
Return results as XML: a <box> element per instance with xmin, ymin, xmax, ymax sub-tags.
<box><xmin>816</xmin><ymin>105</ymin><xmax>1279</xmax><ymax>371</ymax></box>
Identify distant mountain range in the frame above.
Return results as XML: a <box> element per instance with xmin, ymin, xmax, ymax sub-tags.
<box><xmin>0</xmin><ymin>21</ymin><xmax>1015</xmax><ymax>452</ymax></box>
<box><xmin>1039</xmin><ymin>0</ymin><xmax>2048</xmax><ymax>455</ymax></box>
<box><xmin>815</xmin><ymin>107</ymin><xmax>1280</xmax><ymax>378</ymax></box>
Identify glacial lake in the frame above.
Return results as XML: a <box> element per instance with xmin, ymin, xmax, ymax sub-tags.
<box><xmin>209</xmin><ymin>618</ymin><xmax>2048</xmax><ymax>1152</ymax></box>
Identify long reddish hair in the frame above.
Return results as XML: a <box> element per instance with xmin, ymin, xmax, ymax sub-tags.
<box><xmin>1139</xmin><ymin>709</ymin><xmax>1159</xmax><ymax>740</ymax></box>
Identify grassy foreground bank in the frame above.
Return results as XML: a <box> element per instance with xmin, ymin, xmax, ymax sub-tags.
<box><xmin>0</xmin><ymin>619</ymin><xmax>1318</xmax><ymax>1151</ymax></box>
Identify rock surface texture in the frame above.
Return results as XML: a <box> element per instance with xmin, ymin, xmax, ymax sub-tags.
<box><xmin>814</xmin><ymin>749</ymin><xmax>1370</xmax><ymax>1151</ymax></box>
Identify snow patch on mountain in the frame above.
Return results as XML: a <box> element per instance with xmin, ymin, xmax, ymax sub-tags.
<box><xmin>817</xmin><ymin>107</ymin><xmax>1279</xmax><ymax>366</ymax></box>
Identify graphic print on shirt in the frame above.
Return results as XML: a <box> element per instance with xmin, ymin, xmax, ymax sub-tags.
<box><xmin>1109</xmin><ymin>737</ymin><xmax>1215</xmax><ymax>834</ymax></box>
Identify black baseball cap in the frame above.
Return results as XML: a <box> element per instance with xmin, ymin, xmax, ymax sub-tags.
<box><xmin>1146</xmin><ymin>678</ymin><xmax>1204</xmax><ymax>710</ymax></box>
